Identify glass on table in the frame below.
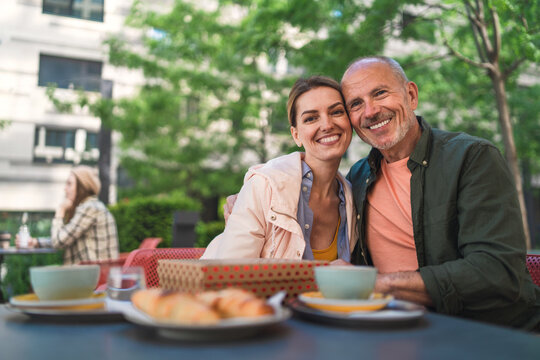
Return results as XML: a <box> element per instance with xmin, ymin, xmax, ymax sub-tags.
<box><xmin>106</xmin><ymin>266</ymin><xmax>146</xmax><ymax>301</ymax></box>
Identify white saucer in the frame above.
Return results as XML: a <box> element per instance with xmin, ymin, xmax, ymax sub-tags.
<box><xmin>298</xmin><ymin>292</ymin><xmax>393</xmax><ymax>312</ymax></box>
<box><xmin>10</xmin><ymin>293</ymin><xmax>106</xmax><ymax>309</ymax></box>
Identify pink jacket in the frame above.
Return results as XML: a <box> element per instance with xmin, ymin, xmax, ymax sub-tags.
<box><xmin>202</xmin><ymin>152</ymin><xmax>357</xmax><ymax>259</ymax></box>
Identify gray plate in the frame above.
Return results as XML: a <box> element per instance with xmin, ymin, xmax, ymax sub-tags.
<box><xmin>124</xmin><ymin>306</ymin><xmax>292</xmax><ymax>341</ymax></box>
<box><xmin>6</xmin><ymin>304</ymin><xmax>125</xmax><ymax>322</ymax></box>
<box><xmin>286</xmin><ymin>298</ymin><xmax>425</xmax><ymax>328</ymax></box>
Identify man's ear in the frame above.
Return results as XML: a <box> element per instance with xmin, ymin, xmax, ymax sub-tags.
<box><xmin>407</xmin><ymin>81</ymin><xmax>419</xmax><ymax>110</ymax></box>
<box><xmin>290</xmin><ymin>126</ymin><xmax>302</xmax><ymax>147</ymax></box>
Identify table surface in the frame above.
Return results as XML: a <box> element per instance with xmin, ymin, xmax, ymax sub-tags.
<box><xmin>1</xmin><ymin>305</ymin><xmax>539</xmax><ymax>360</ymax></box>
<box><xmin>0</xmin><ymin>247</ymin><xmax>57</xmax><ymax>255</ymax></box>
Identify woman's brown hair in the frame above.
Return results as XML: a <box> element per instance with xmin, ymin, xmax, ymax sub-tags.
<box><xmin>286</xmin><ymin>75</ymin><xmax>344</xmax><ymax>127</ymax></box>
<box><xmin>64</xmin><ymin>176</ymin><xmax>96</xmax><ymax>223</ymax></box>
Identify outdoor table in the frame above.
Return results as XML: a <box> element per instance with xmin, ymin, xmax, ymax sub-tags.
<box><xmin>0</xmin><ymin>247</ymin><xmax>58</xmax><ymax>302</ymax></box>
<box><xmin>1</xmin><ymin>305</ymin><xmax>538</xmax><ymax>360</ymax></box>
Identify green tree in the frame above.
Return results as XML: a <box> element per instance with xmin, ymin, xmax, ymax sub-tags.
<box><xmin>104</xmin><ymin>0</ymin><xmax>298</xmax><ymax>218</ymax></box>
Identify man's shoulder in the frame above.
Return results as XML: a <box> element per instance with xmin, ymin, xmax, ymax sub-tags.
<box><xmin>431</xmin><ymin>127</ymin><xmax>494</xmax><ymax>149</ymax></box>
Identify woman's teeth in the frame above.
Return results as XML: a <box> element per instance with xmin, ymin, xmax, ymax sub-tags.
<box><xmin>319</xmin><ymin>135</ymin><xmax>339</xmax><ymax>143</ymax></box>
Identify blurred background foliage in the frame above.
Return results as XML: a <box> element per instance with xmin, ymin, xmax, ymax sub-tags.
<box><xmin>98</xmin><ymin>0</ymin><xmax>539</xmax><ymax>219</ymax></box>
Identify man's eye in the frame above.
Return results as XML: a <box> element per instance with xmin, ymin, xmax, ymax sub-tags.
<box><xmin>349</xmin><ymin>100</ymin><xmax>361</xmax><ymax>109</ymax></box>
<box><xmin>375</xmin><ymin>90</ymin><xmax>387</xmax><ymax>96</ymax></box>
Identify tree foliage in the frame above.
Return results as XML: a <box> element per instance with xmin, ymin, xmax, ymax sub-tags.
<box><xmin>97</xmin><ymin>0</ymin><xmax>538</xmax><ymax>223</ymax></box>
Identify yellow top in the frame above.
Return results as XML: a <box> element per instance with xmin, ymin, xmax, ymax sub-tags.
<box><xmin>312</xmin><ymin>217</ymin><xmax>340</xmax><ymax>261</ymax></box>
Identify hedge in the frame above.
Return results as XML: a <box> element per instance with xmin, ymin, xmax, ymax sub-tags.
<box><xmin>108</xmin><ymin>195</ymin><xmax>200</xmax><ymax>251</ymax></box>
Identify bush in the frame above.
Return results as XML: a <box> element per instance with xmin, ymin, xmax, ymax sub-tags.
<box><xmin>109</xmin><ymin>194</ymin><xmax>201</xmax><ymax>251</ymax></box>
<box><xmin>0</xmin><ymin>211</ymin><xmax>62</xmax><ymax>299</ymax></box>
<box><xmin>2</xmin><ymin>253</ymin><xmax>63</xmax><ymax>299</ymax></box>
<box><xmin>195</xmin><ymin>220</ymin><xmax>225</xmax><ymax>248</ymax></box>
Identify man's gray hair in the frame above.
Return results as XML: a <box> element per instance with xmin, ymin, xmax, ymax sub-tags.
<box><xmin>342</xmin><ymin>56</ymin><xmax>409</xmax><ymax>83</ymax></box>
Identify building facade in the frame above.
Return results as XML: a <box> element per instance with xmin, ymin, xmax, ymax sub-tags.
<box><xmin>0</xmin><ymin>0</ymin><xmax>140</xmax><ymax>212</ymax></box>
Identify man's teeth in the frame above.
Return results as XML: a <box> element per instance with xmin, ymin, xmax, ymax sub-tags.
<box><xmin>369</xmin><ymin>119</ymin><xmax>390</xmax><ymax>130</ymax></box>
<box><xmin>319</xmin><ymin>135</ymin><xmax>339</xmax><ymax>144</ymax></box>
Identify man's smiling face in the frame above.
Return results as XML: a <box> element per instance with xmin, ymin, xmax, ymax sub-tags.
<box><xmin>341</xmin><ymin>60</ymin><xmax>420</xmax><ymax>161</ymax></box>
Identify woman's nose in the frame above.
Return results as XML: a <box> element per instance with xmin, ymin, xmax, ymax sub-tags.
<box><xmin>320</xmin><ymin>114</ymin><xmax>334</xmax><ymax>131</ymax></box>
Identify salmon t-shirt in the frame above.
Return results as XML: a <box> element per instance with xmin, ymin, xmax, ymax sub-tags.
<box><xmin>365</xmin><ymin>157</ymin><xmax>419</xmax><ymax>273</ymax></box>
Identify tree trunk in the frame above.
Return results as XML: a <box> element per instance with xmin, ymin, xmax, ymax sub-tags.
<box><xmin>98</xmin><ymin>80</ymin><xmax>114</xmax><ymax>205</ymax></box>
<box><xmin>489</xmin><ymin>67</ymin><xmax>531</xmax><ymax>249</ymax></box>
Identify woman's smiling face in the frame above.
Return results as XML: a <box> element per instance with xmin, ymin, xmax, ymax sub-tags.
<box><xmin>290</xmin><ymin>86</ymin><xmax>352</xmax><ymax>165</ymax></box>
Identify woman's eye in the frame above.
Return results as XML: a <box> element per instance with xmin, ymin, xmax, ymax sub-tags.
<box><xmin>332</xmin><ymin>109</ymin><xmax>345</xmax><ymax>116</ymax></box>
<box><xmin>304</xmin><ymin>116</ymin><xmax>316</xmax><ymax>123</ymax></box>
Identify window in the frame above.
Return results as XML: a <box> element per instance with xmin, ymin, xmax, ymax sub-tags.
<box><xmin>45</xmin><ymin>129</ymin><xmax>75</xmax><ymax>148</ymax></box>
<box><xmin>43</xmin><ymin>0</ymin><xmax>104</xmax><ymax>22</ymax></box>
<box><xmin>85</xmin><ymin>132</ymin><xmax>98</xmax><ymax>151</ymax></box>
<box><xmin>38</xmin><ymin>54</ymin><xmax>102</xmax><ymax>92</ymax></box>
<box><xmin>34</xmin><ymin>127</ymin><xmax>99</xmax><ymax>164</ymax></box>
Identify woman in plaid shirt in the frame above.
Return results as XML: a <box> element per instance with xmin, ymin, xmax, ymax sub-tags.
<box><xmin>24</xmin><ymin>166</ymin><xmax>119</xmax><ymax>264</ymax></box>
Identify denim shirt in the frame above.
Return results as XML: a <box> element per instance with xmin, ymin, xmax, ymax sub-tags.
<box><xmin>297</xmin><ymin>161</ymin><xmax>350</xmax><ymax>261</ymax></box>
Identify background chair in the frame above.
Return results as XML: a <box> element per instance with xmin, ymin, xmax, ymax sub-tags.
<box><xmin>526</xmin><ymin>254</ymin><xmax>540</xmax><ymax>287</ymax></box>
<box><xmin>123</xmin><ymin>247</ymin><xmax>205</xmax><ymax>288</ymax></box>
<box><xmin>81</xmin><ymin>237</ymin><xmax>163</xmax><ymax>288</ymax></box>
<box><xmin>136</xmin><ymin>237</ymin><xmax>163</xmax><ymax>250</ymax></box>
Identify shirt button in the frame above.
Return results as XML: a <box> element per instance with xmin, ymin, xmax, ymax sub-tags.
<box><xmin>422</xmin><ymin>160</ymin><xmax>428</xmax><ymax>166</ymax></box>
<box><xmin>304</xmin><ymin>224</ymin><xmax>310</xmax><ymax>229</ymax></box>
<box><xmin>306</xmin><ymin>173</ymin><xmax>311</xmax><ymax>178</ymax></box>
<box><xmin>302</xmin><ymin>186</ymin><xmax>308</xmax><ymax>192</ymax></box>
<box><xmin>357</xmin><ymin>214</ymin><xmax>361</xmax><ymax>220</ymax></box>
<box><xmin>365</xmin><ymin>179</ymin><xmax>369</xmax><ymax>184</ymax></box>
<box><xmin>296</xmin><ymin>250</ymin><xmax>301</xmax><ymax>257</ymax></box>
<box><xmin>270</xmin><ymin>215</ymin><xmax>276</xmax><ymax>220</ymax></box>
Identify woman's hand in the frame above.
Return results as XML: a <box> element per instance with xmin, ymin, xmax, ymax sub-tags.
<box><xmin>223</xmin><ymin>194</ymin><xmax>238</xmax><ymax>224</ymax></box>
<box><xmin>15</xmin><ymin>234</ymin><xmax>38</xmax><ymax>248</ymax></box>
<box><xmin>55</xmin><ymin>198</ymin><xmax>73</xmax><ymax>219</ymax></box>
<box><xmin>330</xmin><ymin>259</ymin><xmax>353</xmax><ymax>266</ymax></box>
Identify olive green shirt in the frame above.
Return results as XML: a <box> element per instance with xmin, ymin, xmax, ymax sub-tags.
<box><xmin>348</xmin><ymin>117</ymin><xmax>540</xmax><ymax>330</ymax></box>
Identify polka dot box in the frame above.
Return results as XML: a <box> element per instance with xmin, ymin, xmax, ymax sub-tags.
<box><xmin>157</xmin><ymin>259</ymin><xmax>330</xmax><ymax>298</ymax></box>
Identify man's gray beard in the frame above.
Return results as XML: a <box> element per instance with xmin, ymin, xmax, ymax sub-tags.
<box><xmin>364</xmin><ymin>112</ymin><xmax>415</xmax><ymax>150</ymax></box>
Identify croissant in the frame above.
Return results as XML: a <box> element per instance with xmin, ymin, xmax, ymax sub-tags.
<box><xmin>132</xmin><ymin>289</ymin><xmax>220</xmax><ymax>324</ymax></box>
<box><xmin>196</xmin><ymin>288</ymin><xmax>274</xmax><ymax>318</ymax></box>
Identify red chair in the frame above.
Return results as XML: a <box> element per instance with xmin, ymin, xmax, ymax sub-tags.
<box><xmin>80</xmin><ymin>257</ymin><xmax>127</xmax><ymax>289</ymax></box>
<box><xmin>526</xmin><ymin>254</ymin><xmax>540</xmax><ymax>287</ymax></box>
<box><xmin>123</xmin><ymin>248</ymin><xmax>205</xmax><ymax>288</ymax></box>
<box><xmin>138</xmin><ymin>237</ymin><xmax>162</xmax><ymax>249</ymax></box>
<box><xmin>82</xmin><ymin>237</ymin><xmax>164</xmax><ymax>289</ymax></box>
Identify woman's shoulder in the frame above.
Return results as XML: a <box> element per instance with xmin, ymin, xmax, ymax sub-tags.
<box><xmin>76</xmin><ymin>196</ymin><xmax>107</xmax><ymax>212</ymax></box>
<box><xmin>246</xmin><ymin>152</ymin><xmax>302</xmax><ymax>179</ymax></box>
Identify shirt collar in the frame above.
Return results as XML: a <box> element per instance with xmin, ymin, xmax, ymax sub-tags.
<box><xmin>301</xmin><ymin>161</ymin><xmax>312</xmax><ymax>180</ymax></box>
<box><xmin>367</xmin><ymin>116</ymin><xmax>431</xmax><ymax>170</ymax></box>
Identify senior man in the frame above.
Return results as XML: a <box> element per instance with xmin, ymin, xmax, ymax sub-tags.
<box><xmin>342</xmin><ymin>56</ymin><xmax>540</xmax><ymax>330</ymax></box>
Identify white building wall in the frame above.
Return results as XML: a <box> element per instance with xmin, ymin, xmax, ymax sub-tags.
<box><xmin>0</xmin><ymin>0</ymin><xmax>141</xmax><ymax>212</ymax></box>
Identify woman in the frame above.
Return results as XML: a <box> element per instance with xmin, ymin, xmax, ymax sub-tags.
<box><xmin>203</xmin><ymin>76</ymin><xmax>357</xmax><ymax>261</ymax></box>
<box><xmin>22</xmin><ymin>166</ymin><xmax>119</xmax><ymax>264</ymax></box>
